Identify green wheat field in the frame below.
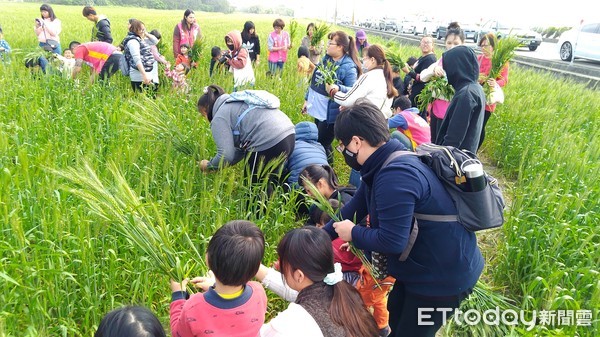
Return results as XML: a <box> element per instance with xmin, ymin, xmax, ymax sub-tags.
<box><xmin>0</xmin><ymin>3</ymin><xmax>598</xmax><ymax>336</ymax></box>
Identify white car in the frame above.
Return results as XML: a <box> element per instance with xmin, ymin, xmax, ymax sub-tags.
<box><xmin>558</xmin><ymin>22</ymin><xmax>600</xmax><ymax>62</ymax></box>
<box><xmin>477</xmin><ymin>20</ymin><xmax>543</xmax><ymax>51</ymax></box>
<box><xmin>413</xmin><ymin>18</ymin><xmax>438</xmax><ymax>36</ymax></box>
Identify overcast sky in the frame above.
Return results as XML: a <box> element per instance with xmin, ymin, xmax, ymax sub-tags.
<box><xmin>230</xmin><ymin>0</ymin><xmax>591</xmax><ymax>27</ymax></box>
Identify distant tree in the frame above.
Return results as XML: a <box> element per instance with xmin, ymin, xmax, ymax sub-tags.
<box><xmin>543</xmin><ymin>27</ymin><xmax>557</xmax><ymax>38</ymax></box>
<box><xmin>247</xmin><ymin>5</ymin><xmax>262</xmax><ymax>14</ymax></box>
<box><xmin>24</xmin><ymin>0</ymin><xmax>234</xmax><ymax>11</ymax></box>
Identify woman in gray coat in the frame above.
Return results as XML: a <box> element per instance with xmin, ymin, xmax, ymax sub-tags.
<box><xmin>197</xmin><ymin>85</ymin><xmax>295</xmax><ymax>185</ymax></box>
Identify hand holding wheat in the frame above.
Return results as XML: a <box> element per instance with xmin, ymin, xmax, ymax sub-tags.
<box><xmin>189</xmin><ymin>270</ymin><xmax>216</xmax><ymax>292</ymax></box>
<box><xmin>333</xmin><ymin>220</ymin><xmax>355</xmax><ymax>242</ymax></box>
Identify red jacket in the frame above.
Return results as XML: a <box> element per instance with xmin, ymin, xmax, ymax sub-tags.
<box><xmin>478</xmin><ymin>54</ymin><xmax>509</xmax><ymax>112</ymax></box>
<box><xmin>332</xmin><ymin>237</ymin><xmax>362</xmax><ymax>272</ymax></box>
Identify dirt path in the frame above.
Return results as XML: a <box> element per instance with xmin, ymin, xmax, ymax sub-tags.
<box><xmin>477</xmin><ymin>151</ymin><xmax>514</xmax><ymax>284</ymax></box>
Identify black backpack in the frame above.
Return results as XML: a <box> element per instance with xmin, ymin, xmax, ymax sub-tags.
<box><xmin>120</xmin><ymin>34</ymin><xmax>154</xmax><ymax>76</ymax></box>
<box><xmin>382</xmin><ymin>143</ymin><xmax>506</xmax><ymax>261</ymax></box>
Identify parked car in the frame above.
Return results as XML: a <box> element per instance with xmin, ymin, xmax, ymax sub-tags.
<box><xmin>362</xmin><ymin>18</ymin><xmax>378</xmax><ymax>29</ymax></box>
<box><xmin>413</xmin><ymin>17</ymin><xmax>438</xmax><ymax>36</ymax></box>
<box><xmin>477</xmin><ymin>20</ymin><xmax>543</xmax><ymax>51</ymax></box>
<box><xmin>558</xmin><ymin>21</ymin><xmax>600</xmax><ymax>62</ymax></box>
<box><xmin>436</xmin><ymin>22</ymin><xmax>478</xmax><ymax>42</ymax></box>
<box><xmin>383</xmin><ymin>19</ymin><xmax>398</xmax><ymax>32</ymax></box>
<box><xmin>398</xmin><ymin>17</ymin><xmax>417</xmax><ymax>34</ymax></box>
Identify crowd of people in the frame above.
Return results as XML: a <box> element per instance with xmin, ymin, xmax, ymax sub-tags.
<box><xmin>2</xmin><ymin>7</ymin><xmax>511</xmax><ymax>336</ymax></box>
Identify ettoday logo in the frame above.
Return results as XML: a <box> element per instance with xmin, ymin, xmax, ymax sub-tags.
<box><xmin>418</xmin><ymin>308</ymin><xmax>593</xmax><ymax>331</ymax></box>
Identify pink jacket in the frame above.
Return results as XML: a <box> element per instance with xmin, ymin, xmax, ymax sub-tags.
<box><xmin>398</xmin><ymin>109</ymin><xmax>431</xmax><ymax>146</ymax></box>
<box><xmin>267</xmin><ymin>30</ymin><xmax>290</xmax><ymax>63</ymax></box>
<box><xmin>35</xmin><ymin>18</ymin><xmax>61</xmax><ymax>43</ymax></box>
<box><xmin>173</xmin><ymin>21</ymin><xmax>201</xmax><ymax>58</ymax></box>
<box><xmin>478</xmin><ymin>54</ymin><xmax>509</xmax><ymax>113</ymax></box>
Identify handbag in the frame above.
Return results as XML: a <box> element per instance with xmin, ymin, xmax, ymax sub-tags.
<box><xmin>42</xmin><ymin>39</ymin><xmax>59</xmax><ymax>52</ymax></box>
<box><xmin>41</xmin><ymin>26</ymin><xmax>59</xmax><ymax>52</ymax></box>
<box><xmin>488</xmin><ymin>82</ymin><xmax>505</xmax><ymax>104</ymax></box>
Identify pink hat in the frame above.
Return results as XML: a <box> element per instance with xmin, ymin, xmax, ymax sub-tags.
<box><xmin>356</xmin><ymin>29</ymin><xmax>367</xmax><ymax>39</ymax></box>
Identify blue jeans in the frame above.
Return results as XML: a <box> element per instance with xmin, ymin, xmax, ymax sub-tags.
<box><xmin>390</xmin><ymin>131</ymin><xmax>413</xmax><ymax>151</ymax></box>
<box><xmin>268</xmin><ymin>61</ymin><xmax>284</xmax><ymax>75</ymax></box>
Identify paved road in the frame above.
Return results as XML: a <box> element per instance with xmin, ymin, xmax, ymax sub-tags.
<box><xmin>355</xmin><ymin>26</ymin><xmax>600</xmax><ymax>89</ymax></box>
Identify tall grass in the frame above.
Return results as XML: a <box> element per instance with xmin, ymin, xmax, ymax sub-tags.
<box><xmin>1</xmin><ymin>3</ymin><xmax>598</xmax><ymax>336</ymax></box>
<box><xmin>483</xmin><ymin>68</ymin><xmax>600</xmax><ymax>336</ymax></box>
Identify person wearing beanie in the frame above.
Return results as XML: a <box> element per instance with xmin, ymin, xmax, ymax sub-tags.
<box><xmin>355</xmin><ymin>29</ymin><xmax>369</xmax><ymax>56</ymax></box>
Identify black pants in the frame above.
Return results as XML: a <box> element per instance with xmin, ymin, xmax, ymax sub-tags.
<box><xmin>245</xmin><ymin>133</ymin><xmax>295</xmax><ymax>185</ymax></box>
<box><xmin>99</xmin><ymin>53</ymin><xmax>122</xmax><ymax>80</ymax></box>
<box><xmin>430</xmin><ymin>114</ymin><xmax>442</xmax><ymax>144</ymax></box>
<box><xmin>131</xmin><ymin>81</ymin><xmax>158</xmax><ymax>98</ymax></box>
<box><xmin>388</xmin><ymin>282</ymin><xmax>470</xmax><ymax>337</ymax></box>
<box><xmin>315</xmin><ymin>119</ymin><xmax>335</xmax><ymax>165</ymax></box>
<box><xmin>477</xmin><ymin>110</ymin><xmax>492</xmax><ymax>151</ymax></box>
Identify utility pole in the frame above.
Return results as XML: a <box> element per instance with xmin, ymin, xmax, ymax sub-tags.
<box><xmin>334</xmin><ymin>0</ymin><xmax>338</xmax><ymax>25</ymax></box>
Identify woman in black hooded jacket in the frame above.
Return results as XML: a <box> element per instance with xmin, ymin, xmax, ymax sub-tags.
<box><xmin>435</xmin><ymin>45</ymin><xmax>486</xmax><ymax>153</ymax></box>
<box><xmin>241</xmin><ymin>21</ymin><xmax>260</xmax><ymax>65</ymax></box>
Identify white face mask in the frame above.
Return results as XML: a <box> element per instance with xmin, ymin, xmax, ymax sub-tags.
<box><xmin>361</xmin><ymin>56</ymin><xmax>372</xmax><ymax>72</ymax></box>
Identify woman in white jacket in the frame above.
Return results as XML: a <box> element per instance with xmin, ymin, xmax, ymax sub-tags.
<box><xmin>35</xmin><ymin>4</ymin><xmax>62</xmax><ymax>53</ymax></box>
<box><xmin>256</xmin><ymin>226</ymin><xmax>379</xmax><ymax>337</ymax></box>
<box><xmin>326</xmin><ymin>44</ymin><xmax>397</xmax><ymax>119</ymax></box>
<box><xmin>326</xmin><ymin>44</ymin><xmax>398</xmax><ymax>187</ymax></box>
<box><xmin>34</xmin><ymin>4</ymin><xmax>62</xmax><ymax>73</ymax></box>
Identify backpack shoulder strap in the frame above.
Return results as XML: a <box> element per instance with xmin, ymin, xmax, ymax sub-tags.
<box><xmin>413</xmin><ymin>213</ymin><xmax>458</xmax><ymax>222</ymax></box>
<box><xmin>379</xmin><ymin>150</ymin><xmax>421</xmax><ymax>262</ymax></box>
<box><xmin>381</xmin><ymin>150</ymin><xmax>417</xmax><ymax>169</ymax></box>
<box><xmin>233</xmin><ymin>104</ymin><xmax>257</xmax><ymax>136</ymax></box>
<box><xmin>398</xmin><ymin>218</ymin><xmax>419</xmax><ymax>262</ymax></box>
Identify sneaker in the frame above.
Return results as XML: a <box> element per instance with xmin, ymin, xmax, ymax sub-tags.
<box><xmin>378</xmin><ymin>325</ymin><xmax>391</xmax><ymax>337</ymax></box>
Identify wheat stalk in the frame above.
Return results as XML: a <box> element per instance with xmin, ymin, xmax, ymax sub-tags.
<box><xmin>417</xmin><ymin>76</ymin><xmax>454</xmax><ymax>113</ymax></box>
<box><xmin>301</xmin><ymin>179</ymin><xmax>382</xmax><ymax>287</ymax></box>
<box><xmin>314</xmin><ymin>61</ymin><xmax>339</xmax><ymax>87</ymax></box>
<box><xmin>50</xmin><ymin>161</ymin><xmax>206</xmax><ymax>281</ymax></box>
<box><xmin>288</xmin><ymin>20</ymin><xmax>300</xmax><ymax>47</ymax></box>
<box><xmin>310</xmin><ymin>22</ymin><xmax>330</xmax><ymax>47</ymax></box>
<box><xmin>189</xmin><ymin>36</ymin><xmax>206</xmax><ymax>64</ymax></box>
<box><xmin>484</xmin><ymin>36</ymin><xmax>520</xmax><ymax>99</ymax></box>
<box><xmin>126</xmin><ymin>99</ymin><xmax>199</xmax><ymax>159</ymax></box>
<box><xmin>386</xmin><ymin>48</ymin><xmax>405</xmax><ymax>69</ymax></box>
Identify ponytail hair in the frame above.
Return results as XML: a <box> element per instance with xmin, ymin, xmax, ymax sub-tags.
<box><xmin>366</xmin><ymin>45</ymin><xmax>398</xmax><ymax>98</ymax></box>
<box><xmin>197</xmin><ymin>84</ymin><xmax>226</xmax><ymax>122</ymax></box>
<box><xmin>446</xmin><ymin>21</ymin><xmax>465</xmax><ymax>43</ymax></box>
<box><xmin>330</xmin><ymin>31</ymin><xmax>362</xmax><ymax>77</ymax></box>
<box><xmin>298</xmin><ymin>164</ymin><xmax>340</xmax><ymax>190</ymax></box>
<box><xmin>277</xmin><ymin>227</ymin><xmax>379</xmax><ymax>337</ymax></box>
<box><xmin>330</xmin><ymin>280</ymin><xmax>379</xmax><ymax>337</ymax></box>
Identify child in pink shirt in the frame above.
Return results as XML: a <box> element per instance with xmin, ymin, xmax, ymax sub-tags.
<box><xmin>169</xmin><ymin>220</ymin><xmax>267</xmax><ymax>337</ymax></box>
<box><xmin>388</xmin><ymin>95</ymin><xmax>431</xmax><ymax>150</ymax></box>
<box><xmin>149</xmin><ymin>29</ymin><xmax>171</xmax><ymax>69</ymax></box>
<box><xmin>164</xmin><ymin>63</ymin><xmax>189</xmax><ymax>94</ymax></box>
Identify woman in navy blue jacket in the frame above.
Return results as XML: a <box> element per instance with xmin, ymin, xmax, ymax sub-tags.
<box><xmin>302</xmin><ymin>30</ymin><xmax>362</xmax><ymax>164</ymax></box>
<box><xmin>322</xmin><ymin>100</ymin><xmax>484</xmax><ymax>337</ymax></box>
